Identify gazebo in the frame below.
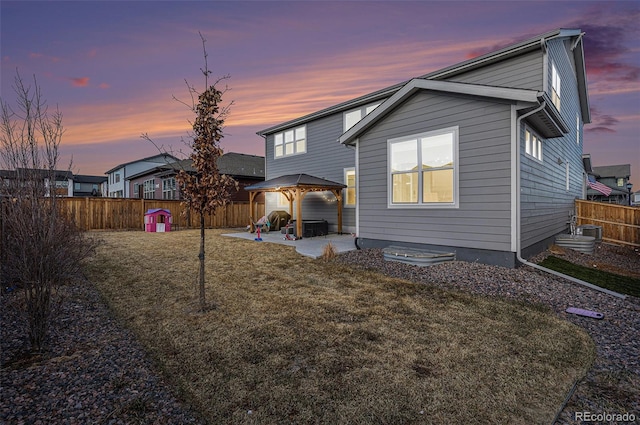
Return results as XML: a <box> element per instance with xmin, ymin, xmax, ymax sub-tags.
<box><xmin>245</xmin><ymin>173</ymin><xmax>347</xmax><ymax>238</ymax></box>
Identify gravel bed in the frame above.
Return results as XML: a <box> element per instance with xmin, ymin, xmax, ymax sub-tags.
<box><xmin>1</xmin><ymin>282</ymin><xmax>205</xmax><ymax>425</ymax></box>
<box><xmin>336</xmin><ymin>243</ymin><xmax>640</xmax><ymax>424</ymax></box>
<box><xmin>1</xmin><ymin>243</ymin><xmax>637</xmax><ymax>424</ymax></box>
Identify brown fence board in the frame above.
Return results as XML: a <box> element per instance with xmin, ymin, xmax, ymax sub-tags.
<box><xmin>576</xmin><ymin>200</ymin><xmax>639</xmax><ymax>247</ymax></box>
<box><xmin>58</xmin><ymin>197</ymin><xmax>264</xmax><ymax>231</ymax></box>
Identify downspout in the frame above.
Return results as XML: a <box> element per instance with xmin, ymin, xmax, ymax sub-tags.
<box><xmin>515</xmin><ymin>102</ymin><xmax>626</xmax><ymax>299</ymax></box>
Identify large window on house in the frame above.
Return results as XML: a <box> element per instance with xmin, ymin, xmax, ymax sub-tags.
<box><xmin>525</xmin><ymin>128</ymin><xmax>543</xmax><ymax>161</ymax></box>
<box><xmin>388</xmin><ymin>127</ymin><xmax>458</xmax><ymax>207</ymax></box>
<box><xmin>143</xmin><ymin>178</ymin><xmax>155</xmax><ymax>199</ymax></box>
<box><xmin>162</xmin><ymin>177</ymin><xmax>176</xmax><ymax>199</ymax></box>
<box><xmin>344</xmin><ymin>168</ymin><xmax>356</xmax><ymax>207</ymax></box>
<box><xmin>274</xmin><ymin>126</ymin><xmax>306</xmax><ymax>158</ymax></box>
<box><xmin>551</xmin><ymin>62</ymin><xmax>561</xmax><ymax>111</ymax></box>
<box><xmin>344</xmin><ymin>102</ymin><xmax>381</xmax><ymax>132</ymax></box>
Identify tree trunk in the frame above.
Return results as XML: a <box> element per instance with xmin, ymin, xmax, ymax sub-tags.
<box><xmin>198</xmin><ymin>211</ymin><xmax>206</xmax><ymax>311</ymax></box>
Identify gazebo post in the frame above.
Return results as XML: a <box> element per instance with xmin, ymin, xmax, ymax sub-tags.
<box><xmin>332</xmin><ymin>189</ymin><xmax>343</xmax><ymax>234</ymax></box>
<box><xmin>295</xmin><ymin>188</ymin><xmax>303</xmax><ymax>238</ymax></box>
<box><xmin>249</xmin><ymin>191</ymin><xmax>256</xmax><ymax>232</ymax></box>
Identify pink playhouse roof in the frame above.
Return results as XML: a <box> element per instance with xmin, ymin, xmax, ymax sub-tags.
<box><xmin>145</xmin><ymin>208</ymin><xmax>171</xmax><ymax>215</ymax></box>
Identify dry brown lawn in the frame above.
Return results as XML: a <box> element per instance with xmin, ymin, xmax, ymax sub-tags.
<box><xmin>86</xmin><ymin>229</ymin><xmax>595</xmax><ymax>424</ymax></box>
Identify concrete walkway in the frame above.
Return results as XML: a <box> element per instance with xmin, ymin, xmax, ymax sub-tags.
<box><xmin>222</xmin><ymin>229</ymin><xmax>357</xmax><ymax>259</ymax></box>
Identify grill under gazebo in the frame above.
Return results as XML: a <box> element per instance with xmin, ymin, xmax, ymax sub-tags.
<box><xmin>245</xmin><ymin>173</ymin><xmax>346</xmax><ymax>239</ymax></box>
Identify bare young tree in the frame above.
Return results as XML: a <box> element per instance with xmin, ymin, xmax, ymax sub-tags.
<box><xmin>0</xmin><ymin>72</ymin><xmax>96</xmax><ymax>352</ymax></box>
<box><xmin>144</xmin><ymin>33</ymin><xmax>237</xmax><ymax>312</ymax></box>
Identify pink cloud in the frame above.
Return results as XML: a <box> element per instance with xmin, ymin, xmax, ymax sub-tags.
<box><xmin>587</xmin><ymin>107</ymin><xmax>620</xmax><ymax>134</ymax></box>
<box><xmin>70</xmin><ymin>77</ymin><xmax>90</xmax><ymax>87</ymax></box>
<box><xmin>98</xmin><ymin>82</ymin><xmax>110</xmax><ymax>89</ymax></box>
<box><xmin>29</xmin><ymin>52</ymin><xmax>61</xmax><ymax>63</ymax></box>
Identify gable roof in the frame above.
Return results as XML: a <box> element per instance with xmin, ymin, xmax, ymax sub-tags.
<box><xmin>339</xmin><ymin>79</ymin><xmax>568</xmax><ymax>145</ymax></box>
<box><xmin>258</xmin><ymin>28</ymin><xmax>590</xmax><ymax>137</ymax></box>
<box><xmin>105</xmin><ymin>153</ymin><xmax>179</xmax><ymax>175</ymax></box>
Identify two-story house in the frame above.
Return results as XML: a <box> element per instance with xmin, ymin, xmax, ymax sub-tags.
<box><xmin>588</xmin><ymin>164</ymin><xmax>633</xmax><ymax>205</ymax></box>
<box><xmin>254</xmin><ymin>28</ymin><xmax>591</xmax><ymax>267</ymax></box>
<box><xmin>105</xmin><ymin>153</ymin><xmax>178</xmax><ymax>197</ymax></box>
<box><xmin>127</xmin><ymin>152</ymin><xmax>265</xmax><ymax>201</ymax></box>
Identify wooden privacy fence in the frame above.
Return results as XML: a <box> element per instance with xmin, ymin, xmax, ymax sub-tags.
<box><xmin>58</xmin><ymin>197</ymin><xmax>265</xmax><ymax>231</ymax></box>
<box><xmin>576</xmin><ymin>199</ymin><xmax>639</xmax><ymax>247</ymax></box>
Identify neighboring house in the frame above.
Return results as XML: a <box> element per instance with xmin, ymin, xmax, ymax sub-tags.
<box><xmin>0</xmin><ymin>169</ymin><xmax>107</xmax><ymax>197</ymax></box>
<box><xmin>105</xmin><ymin>153</ymin><xmax>178</xmax><ymax>198</ymax></box>
<box><xmin>72</xmin><ymin>174</ymin><xmax>107</xmax><ymax>197</ymax></box>
<box><xmin>586</xmin><ymin>164</ymin><xmax>633</xmax><ymax>205</ymax></box>
<box><xmin>257</xmin><ymin>28</ymin><xmax>591</xmax><ymax>267</ymax></box>
<box><xmin>127</xmin><ymin>152</ymin><xmax>265</xmax><ymax>202</ymax></box>
<box><xmin>0</xmin><ymin>168</ymin><xmax>72</xmax><ymax>196</ymax></box>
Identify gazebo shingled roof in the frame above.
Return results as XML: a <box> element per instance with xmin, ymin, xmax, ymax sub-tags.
<box><xmin>245</xmin><ymin>173</ymin><xmax>346</xmax><ymax>237</ymax></box>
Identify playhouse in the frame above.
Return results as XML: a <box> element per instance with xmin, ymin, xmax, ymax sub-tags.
<box><xmin>144</xmin><ymin>208</ymin><xmax>172</xmax><ymax>232</ymax></box>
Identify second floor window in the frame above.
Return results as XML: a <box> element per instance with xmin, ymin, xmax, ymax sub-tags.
<box><xmin>143</xmin><ymin>179</ymin><xmax>155</xmax><ymax>199</ymax></box>
<box><xmin>115</xmin><ymin>173</ymin><xmax>121</xmax><ymax>183</ymax></box>
<box><xmin>162</xmin><ymin>177</ymin><xmax>176</xmax><ymax>199</ymax></box>
<box><xmin>274</xmin><ymin>126</ymin><xmax>306</xmax><ymax>158</ymax></box>
<box><xmin>344</xmin><ymin>102</ymin><xmax>381</xmax><ymax>132</ymax></box>
<box><xmin>551</xmin><ymin>62</ymin><xmax>561</xmax><ymax>111</ymax></box>
<box><xmin>525</xmin><ymin>128</ymin><xmax>543</xmax><ymax>161</ymax></box>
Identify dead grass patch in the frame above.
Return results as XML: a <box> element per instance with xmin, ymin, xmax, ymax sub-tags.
<box><xmin>86</xmin><ymin>229</ymin><xmax>594</xmax><ymax>424</ymax></box>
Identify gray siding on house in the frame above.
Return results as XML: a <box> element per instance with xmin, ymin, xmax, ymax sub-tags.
<box><xmin>357</xmin><ymin>90</ymin><xmax>513</xmax><ymax>252</ymax></box>
<box><xmin>447</xmin><ymin>50</ymin><xmax>544</xmax><ymax>91</ymax></box>
<box><xmin>519</xmin><ymin>39</ymin><xmax>584</xmax><ymax>253</ymax></box>
<box><xmin>264</xmin><ymin>112</ymin><xmax>356</xmax><ymax>231</ymax></box>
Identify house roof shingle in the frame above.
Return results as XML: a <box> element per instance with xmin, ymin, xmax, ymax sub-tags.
<box><xmin>592</xmin><ymin>165</ymin><xmax>631</xmax><ymax>179</ymax></box>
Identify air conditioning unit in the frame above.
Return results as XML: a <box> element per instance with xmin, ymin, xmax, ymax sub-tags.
<box><xmin>577</xmin><ymin>224</ymin><xmax>602</xmax><ymax>241</ymax></box>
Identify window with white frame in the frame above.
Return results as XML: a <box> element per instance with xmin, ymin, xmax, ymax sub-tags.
<box><xmin>617</xmin><ymin>178</ymin><xmax>624</xmax><ymax>187</ymax></box>
<box><xmin>551</xmin><ymin>62</ymin><xmax>561</xmax><ymax>111</ymax></box>
<box><xmin>274</xmin><ymin>126</ymin><xmax>306</xmax><ymax>158</ymax></box>
<box><xmin>344</xmin><ymin>102</ymin><xmax>381</xmax><ymax>132</ymax></box>
<box><xmin>576</xmin><ymin>114</ymin><xmax>580</xmax><ymax>145</ymax></box>
<box><xmin>143</xmin><ymin>178</ymin><xmax>155</xmax><ymax>199</ymax></box>
<box><xmin>388</xmin><ymin>127</ymin><xmax>457</xmax><ymax>206</ymax></box>
<box><xmin>162</xmin><ymin>177</ymin><xmax>176</xmax><ymax>199</ymax></box>
<box><xmin>344</xmin><ymin>168</ymin><xmax>356</xmax><ymax>207</ymax></box>
<box><xmin>525</xmin><ymin>128</ymin><xmax>543</xmax><ymax>161</ymax></box>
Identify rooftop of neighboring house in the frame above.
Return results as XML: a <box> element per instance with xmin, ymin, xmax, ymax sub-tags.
<box><xmin>104</xmin><ymin>153</ymin><xmax>179</xmax><ymax>175</ymax></box>
<box><xmin>0</xmin><ymin>168</ymin><xmax>72</xmax><ymax>180</ymax></box>
<box><xmin>74</xmin><ymin>174</ymin><xmax>108</xmax><ymax>184</ymax></box>
<box><xmin>127</xmin><ymin>152</ymin><xmax>265</xmax><ymax>181</ymax></box>
<box><xmin>592</xmin><ymin>164</ymin><xmax>631</xmax><ymax>179</ymax></box>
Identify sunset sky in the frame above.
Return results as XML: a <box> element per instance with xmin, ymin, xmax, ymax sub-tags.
<box><xmin>1</xmin><ymin>1</ymin><xmax>639</xmax><ymax>186</ymax></box>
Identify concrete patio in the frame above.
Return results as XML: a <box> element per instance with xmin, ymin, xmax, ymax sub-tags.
<box><xmin>222</xmin><ymin>229</ymin><xmax>357</xmax><ymax>259</ymax></box>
